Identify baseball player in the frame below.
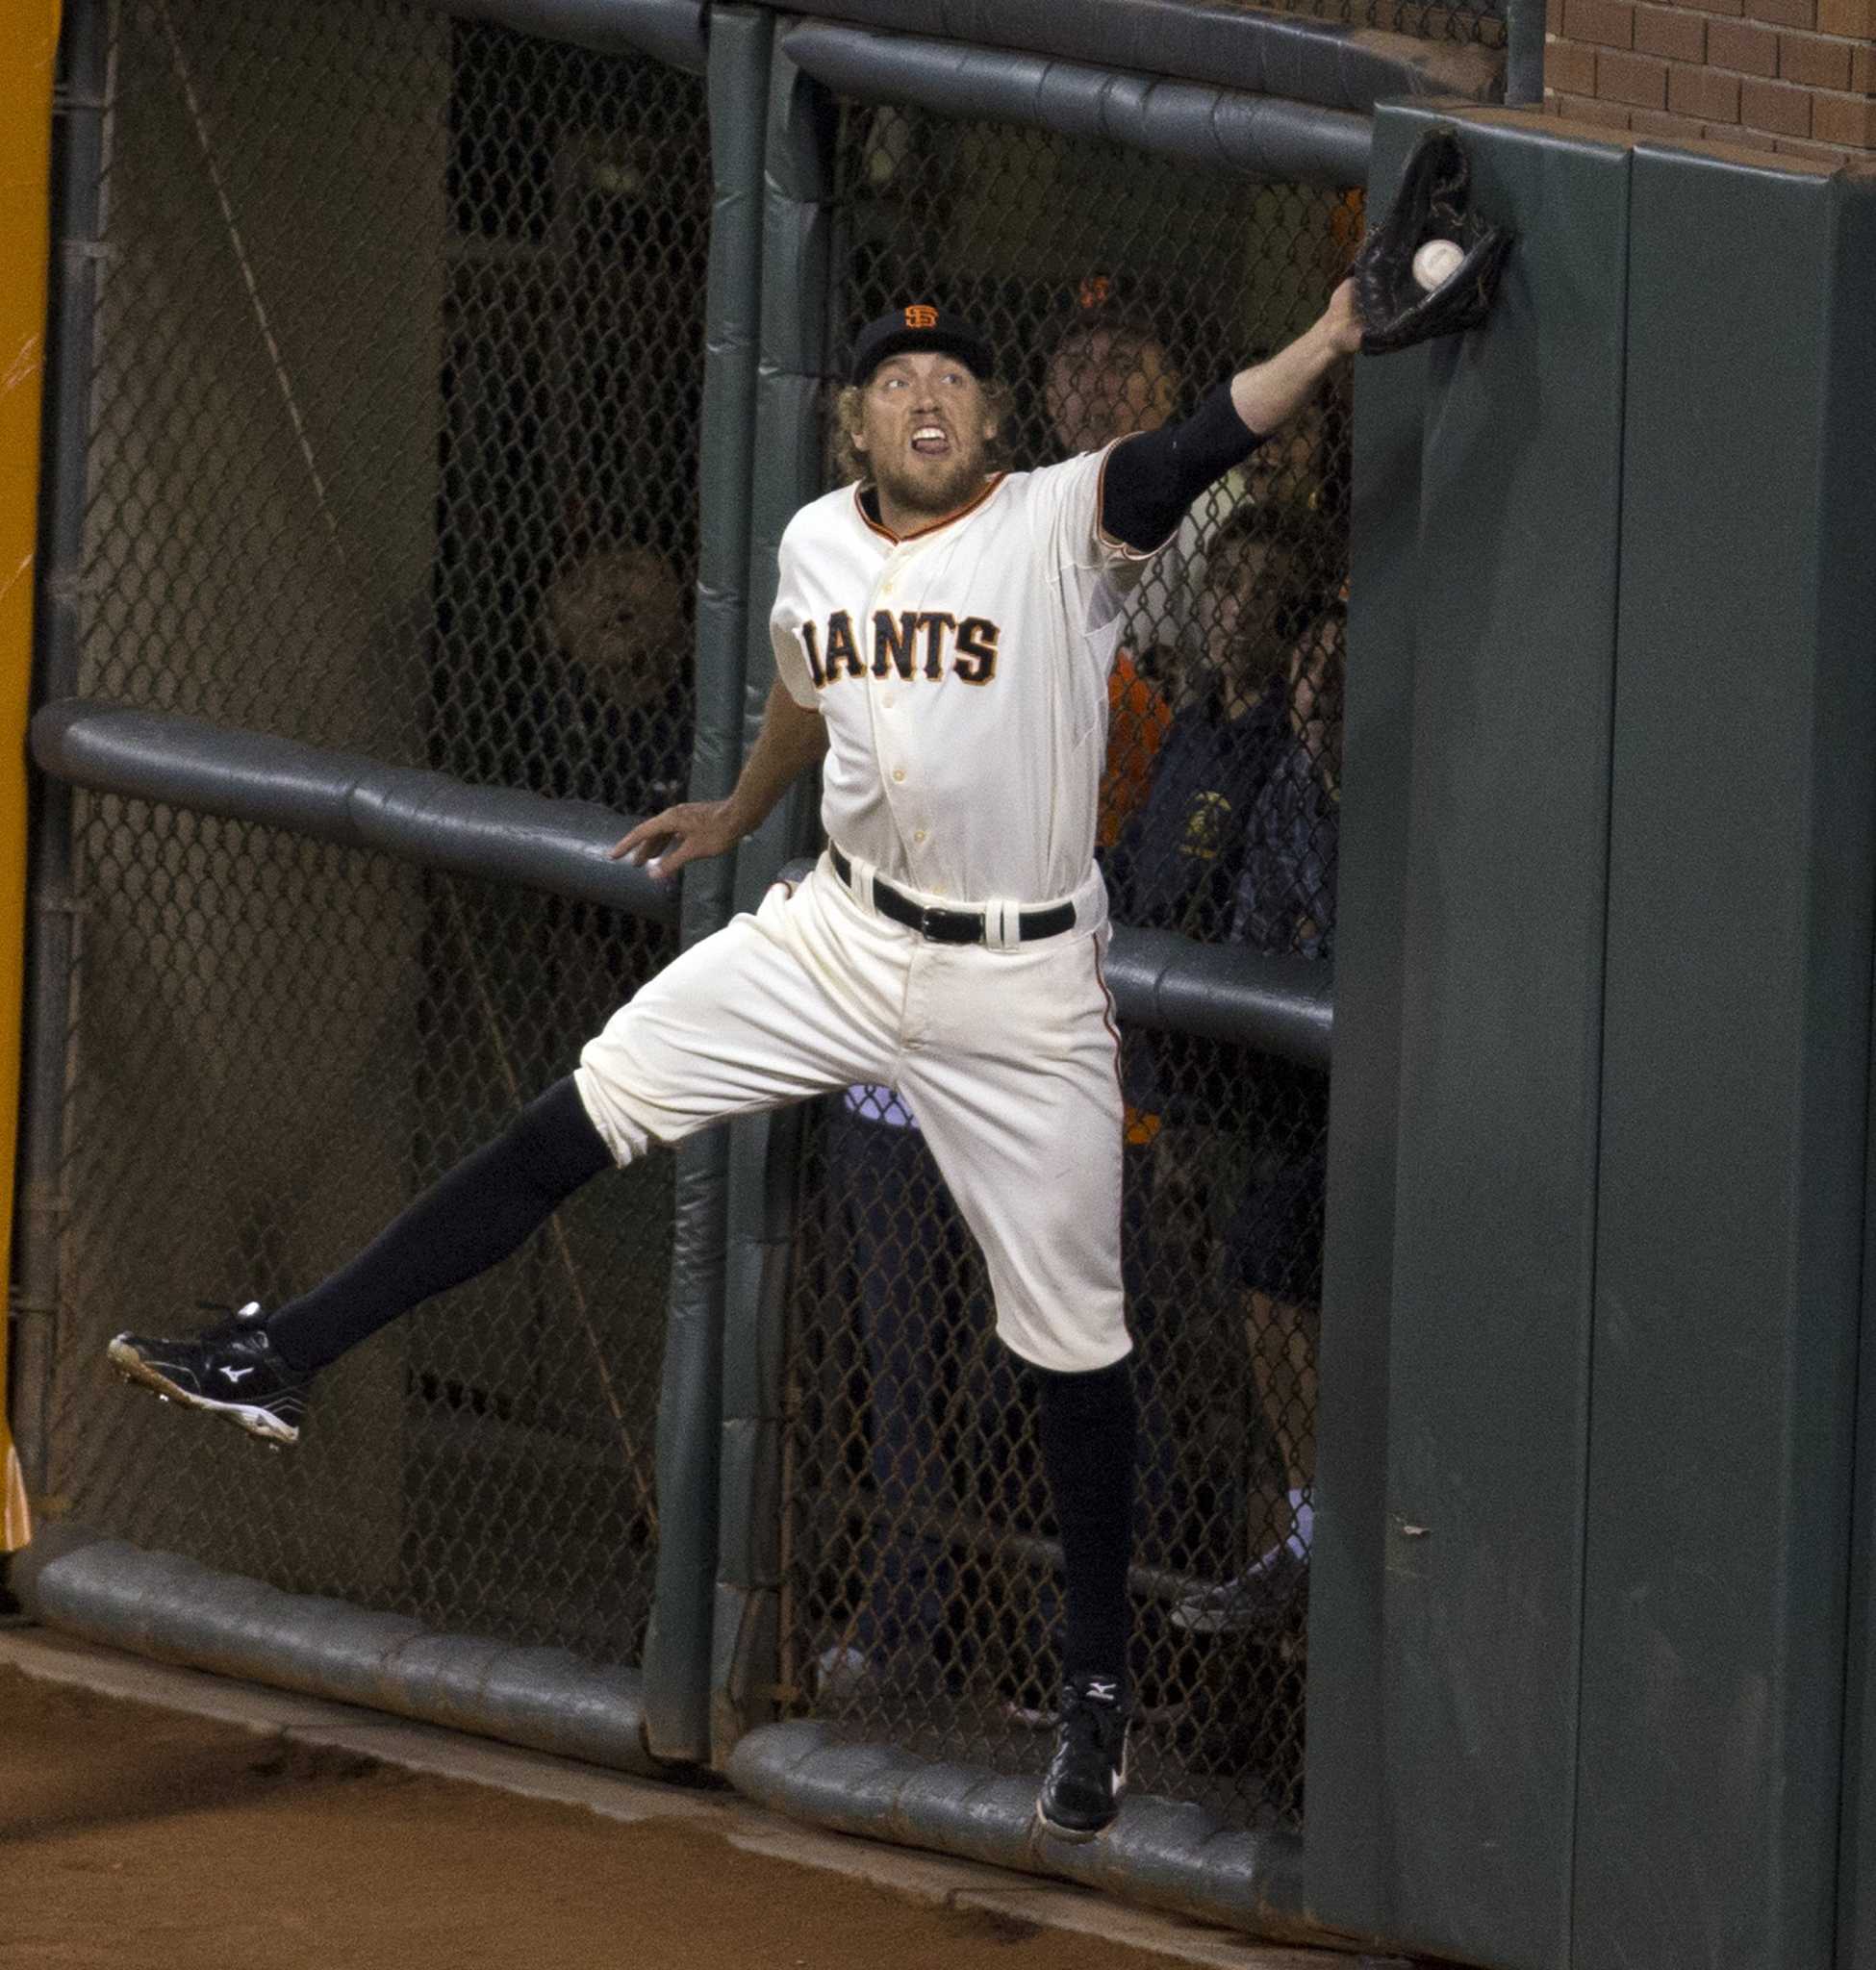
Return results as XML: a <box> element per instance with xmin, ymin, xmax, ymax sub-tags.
<box><xmin>109</xmin><ymin>283</ymin><xmax>1362</xmax><ymax>1841</ymax></box>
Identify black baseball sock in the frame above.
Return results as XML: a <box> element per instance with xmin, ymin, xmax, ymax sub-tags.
<box><xmin>1029</xmin><ymin>1352</ymin><xmax>1138</xmax><ymax>1691</ymax></box>
<box><xmin>265</xmin><ymin>1076</ymin><xmax>615</xmax><ymax>1374</ymax></box>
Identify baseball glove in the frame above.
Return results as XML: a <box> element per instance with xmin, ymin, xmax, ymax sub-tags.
<box><xmin>1350</xmin><ymin>126</ymin><xmax>1513</xmax><ymax>356</ymax></box>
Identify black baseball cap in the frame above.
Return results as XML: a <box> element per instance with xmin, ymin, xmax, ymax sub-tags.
<box><xmin>1048</xmin><ymin>273</ymin><xmax>1151</xmax><ymax>350</ymax></box>
<box><xmin>1043</xmin><ymin>272</ymin><xmax>1167</xmax><ymax>360</ymax></box>
<box><xmin>849</xmin><ymin>305</ymin><xmax>995</xmax><ymax>387</ymax></box>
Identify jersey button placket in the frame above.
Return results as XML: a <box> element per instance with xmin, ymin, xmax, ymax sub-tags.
<box><xmin>860</xmin><ymin>562</ymin><xmax>899</xmax><ymax>855</ymax></box>
<box><xmin>871</xmin><ymin>551</ymin><xmax>926</xmax><ymax>878</ymax></box>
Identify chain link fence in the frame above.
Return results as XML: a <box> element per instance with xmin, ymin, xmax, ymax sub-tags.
<box><xmin>83</xmin><ymin>0</ymin><xmax>701</xmax><ymax>805</ymax></box>
<box><xmin>1264</xmin><ymin>0</ymin><xmax>1506</xmax><ymax>46</ymax></box>
<box><xmin>776</xmin><ymin>105</ymin><xmax>1350</xmax><ymax>1827</ymax></box>
<box><xmin>41</xmin><ymin>0</ymin><xmax>708</xmax><ymax>1666</ymax></box>
<box><xmin>38</xmin><ymin>0</ymin><xmax>1356</xmax><ymax>1831</ymax></box>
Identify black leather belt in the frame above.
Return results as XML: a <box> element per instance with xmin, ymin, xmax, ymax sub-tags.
<box><xmin>830</xmin><ymin>844</ymin><xmax>1076</xmax><ymax>946</ymax></box>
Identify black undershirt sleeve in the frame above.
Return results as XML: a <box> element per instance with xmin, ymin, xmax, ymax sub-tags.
<box><xmin>1097</xmin><ymin>381</ymin><xmax>1265</xmax><ymax>556</ymax></box>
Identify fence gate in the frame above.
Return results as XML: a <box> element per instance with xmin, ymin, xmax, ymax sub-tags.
<box><xmin>25</xmin><ymin>0</ymin><xmax>723</xmax><ymax>1749</ymax></box>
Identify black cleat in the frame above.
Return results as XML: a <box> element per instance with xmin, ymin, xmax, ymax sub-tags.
<box><xmin>108</xmin><ymin>1302</ymin><xmax>311</xmax><ymax>1448</ymax></box>
<box><xmin>1033</xmin><ymin>1673</ymin><xmax>1131</xmax><ymax>1843</ymax></box>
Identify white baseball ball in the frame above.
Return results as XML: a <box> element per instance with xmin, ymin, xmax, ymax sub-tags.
<box><xmin>1411</xmin><ymin>239</ymin><xmax>1464</xmax><ymax>291</ymax></box>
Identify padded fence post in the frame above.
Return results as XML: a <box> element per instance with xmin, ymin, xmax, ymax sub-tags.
<box><xmin>1847</xmin><ymin>998</ymin><xmax>1876</xmax><ymax>1970</ymax></box>
<box><xmin>710</xmin><ymin>41</ymin><xmax>836</xmax><ymax>1765</ymax></box>
<box><xmin>1576</xmin><ymin>153</ymin><xmax>1876</xmax><ymax>1970</ymax></box>
<box><xmin>1307</xmin><ymin>103</ymin><xmax>1631</xmax><ymax>1970</ymax></box>
<box><xmin>14</xmin><ymin>0</ymin><xmax>108</xmax><ymax>1505</ymax></box>
<box><xmin>1302</xmin><ymin>158</ymin><xmax>1428</xmax><ymax>1954</ymax></box>
<box><xmin>639</xmin><ymin>2</ymin><xmax>774</xmax><ymax>1766</ymax></box>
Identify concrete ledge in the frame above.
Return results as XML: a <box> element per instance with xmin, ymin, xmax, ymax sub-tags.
<box><xmin>10</xmin><ymin>1523</ymin><xmax>668</xmax><ymax>1779</ymax></box>
<box><xmin>727</xmin><ymin>1716</ymin><xmax>1337</xmax><ymax>1946</ymax></box>
<box><xmin>0</xmin><ymin>1624</ymin><xmax>1382</xmax><ymax>1969</ymax></box>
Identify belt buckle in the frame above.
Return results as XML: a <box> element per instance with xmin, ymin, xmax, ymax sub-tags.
<box><xmin>919</xmin><ymin>903</ymin><xmax>984</xmax><ymax>946</ymax></box>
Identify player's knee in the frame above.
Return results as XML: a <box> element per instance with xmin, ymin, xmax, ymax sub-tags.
<box><xmin>1000</xmin><ymin>1325</ymin><xmax>1132</xmax><ymax>1380</ymax></box>
<box><xmin>510</xmin><ymin>1074</ymin><xmax>618</xmax><ymax>1194</ymax></box>
<box><xmin>567</xmin><ymin>1053</ymin><xmax>660</xmax><ymax>1170</ymax></box>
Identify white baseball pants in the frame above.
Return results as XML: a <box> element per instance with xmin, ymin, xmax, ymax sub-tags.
<box><xmin>573</xmin><ymin>853</ymin><xmax>1128</xmax><ymax>1373</ymax></box>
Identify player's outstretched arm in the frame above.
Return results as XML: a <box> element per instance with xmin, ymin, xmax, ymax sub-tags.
<box><xmin>1101</xmin><ymin>281</ymin><xmax>1360</xmax><ymax>555</ymax></box>
<box><xmin>609</xmin><ymin>677</ymin><xmax>829</xmax><ymax>879</ymax></box>
<box><xmin>1229</xmin><ymin>278</ymin><xmax>1361</xmax><ymax>441</ymax></box>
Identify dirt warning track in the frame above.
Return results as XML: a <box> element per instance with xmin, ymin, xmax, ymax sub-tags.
<box><xmin>0</xmin><ymin>1648</ymin><xmax>1356</xmax><ymax>1970</ymax></box>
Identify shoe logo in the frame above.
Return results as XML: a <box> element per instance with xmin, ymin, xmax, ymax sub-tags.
<box><xmin>222</xmin><ymin>1366</ymin><xmax>256</xmax><ymax>1384</ymax></box>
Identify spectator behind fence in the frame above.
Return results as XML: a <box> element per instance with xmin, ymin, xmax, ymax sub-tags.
<box><xmin>1104</xmin><ymin>504</ymin><xmax>1331</xmax><ymax>947</ymax></box>
<box><xmin>502</xmin><ymin>533</ymin><xmax>694</xmax><ymax>1022</ymax></box>
<box><xmin>417</xmin><ymin>503</ymin><xmax>694</xmax><ymax>821</ymax></box>
<box><xmin>373</xmin><ymin>526</ymin><xmax>695</xmax><ymax>1053</ymax></box>
<box><xmin>1103</xmin><ymin>508</ymin><xmax>1336</xmax><ymax>1632</ymax></box>
<box><xmin>1171</xmin><ymin>600</ymin><xmax>1345</xmax><ymax>1639</ymax></box>
<box><xmin>534</xmin><ymin>533</ymin><xmax>693</xmax><ymax>817</ymax></box>
<box><xmin>1041</xmin><ymin>279</ymin><xmax>1179</xmax><ymax>850</ymax></box>
<box><xmin>1154</xmin><ymin>366</ymin><xmax>1351</xmax><ymax>680</ymax></box>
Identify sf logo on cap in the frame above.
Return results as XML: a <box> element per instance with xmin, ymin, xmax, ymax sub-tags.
<box><xmin>902</xmin><ymin>304</ymin><xmax>939</xmax><ymax>329</ymax></box>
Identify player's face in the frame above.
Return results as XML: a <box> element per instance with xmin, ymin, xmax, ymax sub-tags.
<box><xmin>1045</xmin><ymin>330</ymin><xmax>1178</xmax><ymax>454</ymax></box>
<box><xmin>854</xmin><ymin>351</ymin><xmax>998</xmax><ymax>521</ymax></box>
<box><xmin>549</xmin><ymin>544</ymin><xmax>684</xmax><ymax>710</ymax></box>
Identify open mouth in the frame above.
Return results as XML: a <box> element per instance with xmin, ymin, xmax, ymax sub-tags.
<box><xmin>910</xmin><ymin>424</ymin><xmax>951</xmax><ymax>458</ymax></box>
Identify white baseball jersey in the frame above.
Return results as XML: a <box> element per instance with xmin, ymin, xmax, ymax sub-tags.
<box><xmin>575</xmin><ymin>448</ymin><xmax>1163</xmax><ymax>1375</ymax></box>
<box><xmin>770</xmin><ymin>448</ymin><xmax>1153</xmax><ymax>906</ymax></box>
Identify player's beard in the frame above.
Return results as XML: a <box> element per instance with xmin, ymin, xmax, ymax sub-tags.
<box><xmin>871</xmin><ymin>439</ymin><xmax>989</xmax><ymax>524</ymax></box>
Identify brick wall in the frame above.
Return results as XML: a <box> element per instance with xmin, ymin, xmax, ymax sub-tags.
<box><xmin>1545</xmin><ymin>0</ymin><xmax>1876</xmax><ymax>158</ymax></box>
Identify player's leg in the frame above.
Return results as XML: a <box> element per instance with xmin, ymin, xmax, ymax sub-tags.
<box><xmin>1025</xmin><ymin>1353</ymin><xmax>1137</xmax><ymax>1841</ymax></box>
<box><xmin>112</xmin><ymin>871</ymin><xmax>900</xmax><ymax>1446</ymax></box>
<box><xmin>108</xmin><ymin>1075</ymin><xmax>609</xmax><ymax>1446</ymax></box>
<box><xmin>901</xmin><ymin>928</ymin><xmax>1134</xmax><ymax>1841</ymax></box>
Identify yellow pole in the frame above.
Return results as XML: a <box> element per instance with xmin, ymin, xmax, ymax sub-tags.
<box><xmin>1</xmin><ymin>3</ymin><xmax>62</xmax><ymax>1553</ymax></box>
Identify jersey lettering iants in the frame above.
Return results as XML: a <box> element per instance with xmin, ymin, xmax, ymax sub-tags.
<box><xmin>800</xmin><ymin>610</ymin><xmax>1001</xmax><ymax>688</ymax></box>
<box><xmin>770</xmin><ymin>445</ymin><xmax>1152</xmax><ymax>906</ymax></box>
